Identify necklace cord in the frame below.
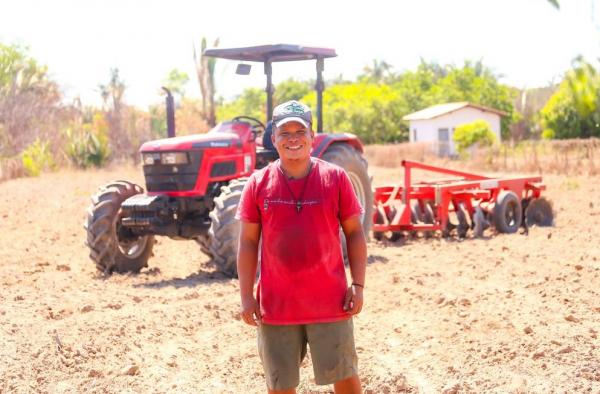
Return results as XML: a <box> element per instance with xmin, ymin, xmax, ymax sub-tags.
<box><xmin>279</xmin><ymin>161</ymin><xmax>312</xmax><ymax>213</ymax></box>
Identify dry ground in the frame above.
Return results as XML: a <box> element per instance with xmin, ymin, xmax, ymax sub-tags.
<box><xmin>0</xmin><ymin>164</ymin><xmax>599</xmax><ymax>393</ymax></box>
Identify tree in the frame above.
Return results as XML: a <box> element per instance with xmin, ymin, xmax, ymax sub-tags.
<box><xmin>274</xmin><ymin>78</ymin><xmax>311</xmax><ymax>105</ymax></box>
<box><xmin>162</xmin><ymin>68</ymin><xmax>189</xmax><ymax>99</ymax></box>
<box><xmin>216</xmin><ymin>87</ymin><xmax>265</xmax><ymax>123</ymax></box>
<box><xmin>0</xmin><ymin>43</ymin><xmax>62</xmax><ymax>156</ymax></box>
<box><xmin>99</xmin><ymin>68</ymin><xmax>128</xmax><ymax>157</ymax></box>
<box><xmin>194</xmin><ymin>37</ymin><xmax>219</xmax><ymax>127</ymax></box>
<box><xmin>360</xmin><ymin>59</ymin><xmax>393</xmax><ymax>84</ymax></box>
<box><xmin>540</xmin><ymin>58</ymin><xmax>600</xmax><ymax>139</ymax></box>
<box><xmin>214</xmin><ymin>59</ymin><xmax>516</xmax><ymax>144</ymax></box>
<box><xmin>423</xmin><ymin>61</ymin><xmax>516</xmax><ymax>138</ymax></box>
<box><xmin>303</xmin><ymin>82</ymin><xmax>407</xmax><ymax>143</ymax></box>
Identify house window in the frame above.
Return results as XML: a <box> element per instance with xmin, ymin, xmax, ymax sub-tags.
<box><xmin>412</xmin><ymin>129</ymin><xmax>417</xmax><ymax>142</ymax></box>
<box><xmin>438</xmin><ymin>128</ymin><xmax>450</xmax><ymax>156</ymax></box>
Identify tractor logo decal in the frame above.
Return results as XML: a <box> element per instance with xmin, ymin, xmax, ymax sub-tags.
<box><xmin>284</xmin><ymin>102</ymin><xmax>305</xmax><ymax>114</ymax></box>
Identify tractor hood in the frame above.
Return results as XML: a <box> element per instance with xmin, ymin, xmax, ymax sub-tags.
<box><xmin>139</xmin><ymin>132</ymin><xmax>241</xmax><ymax>152</ymax></box>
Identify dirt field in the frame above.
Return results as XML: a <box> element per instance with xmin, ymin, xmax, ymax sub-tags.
<box><xmin>1</xmin><ymin>165</ymin><xmax>599</xmax><ymax>393</ymax></box>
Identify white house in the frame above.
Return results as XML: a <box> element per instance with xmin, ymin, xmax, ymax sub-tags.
<box><xmin>403</xmin><ymin>102</ymin><xmax>506</xmax><ymax>156</ymax></box>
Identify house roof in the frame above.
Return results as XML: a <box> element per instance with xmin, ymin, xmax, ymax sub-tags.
<box><xmin>402</xmin><ymin>102</ymin><xmax>507</xmax><ymax>121</ymax></box>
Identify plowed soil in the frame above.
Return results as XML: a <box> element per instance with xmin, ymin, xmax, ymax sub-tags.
<box><xmin>1</xmin><ymin>165</ymin><xmax>599</xmax><ymax>393</ymax></box>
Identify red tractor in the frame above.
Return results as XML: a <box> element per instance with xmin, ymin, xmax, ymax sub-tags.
<box><xmin>85</xmin><ymin>44</ymin><xmax>373</xmax><ymax>277</ymax></box>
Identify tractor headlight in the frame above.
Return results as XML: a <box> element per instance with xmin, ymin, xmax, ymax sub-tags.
<box><xmin>160</xmin><ymin>152</ymin><xmax>189</xmax><ymax>165</ymax></box>
<box><xmin>142</xmin><ymin>153</ymin><xmax>161</xmax><ymax>165</ymax></box>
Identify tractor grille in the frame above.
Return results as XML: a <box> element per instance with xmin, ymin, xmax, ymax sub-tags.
<box><xmin>210</xmin><ymin>161</ymin><xmax>237</xmax><ymax>177</ymax></box>
<box><xmin>143</xmin><ymin>150</ymin><xmax>203</xmax><ymax>192</ymax></box>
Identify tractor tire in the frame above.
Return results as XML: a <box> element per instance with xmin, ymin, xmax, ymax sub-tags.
<box><xmin>524</xmin><ymin>197</ymin><xmax>554</xmax><ymax>227</ymax></box>
<box><xmin>321</xmin><ymin>143</ymin><xmax>374</xmax><ymax>263</ymax></box>
<box><xmin>321</xmin><ymin>143</ymin><xmax>374</xmax><ymax>234</ymax></box>
<box><xmin>204</xmin><ymin>179</ymin><xmax>247</xmax><ymax>278</ymax></box>
<box><xmin>85</xmin><ymin>180</ymin><xmax>154</xmax><ymax>274</ymax></box>
<box><xmin>492</xmin><ymin>190</ymin><xmax>522</xmax><ymax>233</ymax></box>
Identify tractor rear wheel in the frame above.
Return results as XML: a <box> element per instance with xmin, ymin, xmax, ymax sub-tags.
<box><xmin>203</xmin><ymin>179</ymin><xmax>247</xmax><ymax>277</ymax></box>
<box><xmin>321</xmin><ymin>143</ymin><xmax>374</xmax><ymax>234</ymax></box>
<box><xmin>321</xmin><ymin>143</ymin><xmax>374</xmax><ymax>262</ymax></box>
<box><xmin>492</xmin><ymin>190</ymin><xmax>522</xmax><ymax>233</ymax></box>
<box><xmin>85</xmin><ymin>181</ymin><xmax>154</xmax><ymax>274</ymax></box>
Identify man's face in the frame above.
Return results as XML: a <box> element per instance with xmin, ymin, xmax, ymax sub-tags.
<box><xmin>272</xmin><ymin>121</ymin><xmax>314</xmax><ymax>161</ymax></box>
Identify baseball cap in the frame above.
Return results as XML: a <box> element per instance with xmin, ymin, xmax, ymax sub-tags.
<box><xmin>272</xmin><ymin>100</ymin><xmax>312</xmax><ymax>128</ymax></box>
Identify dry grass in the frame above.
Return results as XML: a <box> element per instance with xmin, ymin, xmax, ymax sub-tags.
<box><xmin>365</xmin><ymin>138</ymin><xmax>600</xmax><ymax>176</ymax></box>
<box><xmin>3</xmin><ymin>138</ymin><xmax>599</xmax><ymax>184</ymax></box>
<box><xmin>0</xmin><ymin>157</ymin><xmax>25</xmax><ymax>182</ymax></box>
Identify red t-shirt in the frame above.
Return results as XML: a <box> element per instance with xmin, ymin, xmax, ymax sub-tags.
<box><xmin>235</xmin><ymin>158</ymin><xmax>363</xmax><ymax>325</ymax></box>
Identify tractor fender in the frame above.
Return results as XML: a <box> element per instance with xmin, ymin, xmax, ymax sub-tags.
<box><xmin>311</xmin><ymin>133</ymin><xmax>364</xmax><ymax>158</ymax></box>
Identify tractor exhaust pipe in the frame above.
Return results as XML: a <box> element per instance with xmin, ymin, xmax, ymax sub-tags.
<box><xmin>162</xmin><ymin>87</ymin><xmax>176</xmax><ymax>138</ymax></box>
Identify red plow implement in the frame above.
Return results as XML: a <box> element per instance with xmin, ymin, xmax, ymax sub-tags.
<box><xmin>372</xmin><ymin>160</ymin><xmax>554</xmax><ymax>241</ymax></box>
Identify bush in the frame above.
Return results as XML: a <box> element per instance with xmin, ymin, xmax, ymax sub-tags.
<box><xmin>65</xmin><ymin>124</ymin><xmax>110</xmax><ymax>168</ymax></box>
<box><xmin>540</xmin><ymin>59</ymin><xmax>600</xmax><ymax>139</ymax></box>
<box><xmin>453</xmin><ymin>119</ymin><xmax>496</xmax><ymax>156</ymax></box>
<box><xmin>21</xmin><ymin>138</ymin><xmax>55</xmax><ymax>176</ymax></box>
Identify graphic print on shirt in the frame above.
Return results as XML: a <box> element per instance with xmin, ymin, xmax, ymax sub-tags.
<box><xmin>262</xmin><ymin>197</ymin><xmax>321</xmax><ymax>212</ymax></box>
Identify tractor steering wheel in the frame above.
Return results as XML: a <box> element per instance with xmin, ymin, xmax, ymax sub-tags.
<box><xmin>232</xmin><ymin>116</ymin><xmax>266</xmax><ymax>139</ymax></box>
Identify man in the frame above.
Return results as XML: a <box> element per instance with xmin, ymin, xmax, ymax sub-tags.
<box><xmin>235</xmin><ymin>100</ymin><xmax>367</xmax><ymax>394</ymax></box>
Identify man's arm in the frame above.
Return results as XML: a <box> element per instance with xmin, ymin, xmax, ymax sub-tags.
<box><xmin>237</xmin><ymin>221</ymin><xmax>262</xmax><ymax>326</ymax></box>
<box><xmin>341</xmin><ymin>215</ymin><xmax>367</xmax><ymax>315</ymax></box>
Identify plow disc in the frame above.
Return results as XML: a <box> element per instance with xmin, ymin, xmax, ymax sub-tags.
<box><xmin>371</xmin><ymin>160</ymin><xmax>553</xmax><ymax>242</ymax></box>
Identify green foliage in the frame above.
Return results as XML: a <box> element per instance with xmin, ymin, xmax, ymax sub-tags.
<box><xmin>214</xmin><ymin>59</ymin><xmax>515</xmax><ymax>144</ymax></box>
<box><xmin>162</xmin><ymin>68</ymin><xmax>189</xmax><ymax>98</ymax></box>
<box><xmin>540</xmin><ymin>59</ymin><xmax>600</xmax><ymax>139</ymax></box>
<box><xmin>541</xmin><ymin>128</ymin><xmax>555</xmax><ymax>139</ymax></box>
<box><xmin>65</xmin><ymin>113</ymin><xmax>111</xmax><ymax>168</ymax></box>
<box><xmin>21</xmin><ymin>138</ymin><xmax>55</xmax><ymax>176</ymax></box>
<box><xmin>303</xmin><ymin>82</ymin><xmax>407</xmax><ymax>143</ymax></box>
<box><xmin>453</xmin><ymin>119</ymin><xmax>496</xmax><ymax>156</ymax></box>
<box><xmin>216</xmin><ymin>88</ymin><xmax>266</xmax><ymax>123</ymax></box>
<box><xmin>149</xmin><ymin>104</ymin><xmax>167</xmax><ymax>138</ymax></box>
<box><xmin>421</xmin><ymin>60</ymin><xmax>516</xmax><ymax>137</ymax></box>
<box><xmin>274</xmin><ymin>79</ymin><xmax>311</xmax><ymax>104</ymax></box>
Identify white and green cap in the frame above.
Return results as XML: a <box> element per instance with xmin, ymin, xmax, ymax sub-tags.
<box><xmin>272</xmin><ymin>100</ymin><xmax>312</xmax><ymax>128</ymax></box>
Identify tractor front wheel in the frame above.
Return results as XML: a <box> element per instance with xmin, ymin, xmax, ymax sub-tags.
<box><xmin>203</xmin><ymin>179</ymin><xmax>247</xmax><ymax>278</ymax></box>
<box><xmin>85</xmin><ymin>181</ymin><xmax>154</xmax><ymax>274</ymax></box>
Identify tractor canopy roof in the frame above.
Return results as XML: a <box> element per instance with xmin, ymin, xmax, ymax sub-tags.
<box><xmin>203</xmin><ymin>44</ymin><xmax>337</xmax><ymax>62</ymax></box>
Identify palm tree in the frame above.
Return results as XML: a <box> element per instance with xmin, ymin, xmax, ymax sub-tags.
<box><xmin>194</xmin><ymin>37</ymin><xmax>219</xmax><ymax>127</ymax></box>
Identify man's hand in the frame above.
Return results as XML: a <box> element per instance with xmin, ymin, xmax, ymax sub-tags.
<box><xmin>343</xmin><ymin>285</ymin><xmax>364</xmax><ymax>315</ymax></box>
<box><xmin>240</xmin><ymin>296</ymin><xmax>262</xmax><ymax>326</ymax></box>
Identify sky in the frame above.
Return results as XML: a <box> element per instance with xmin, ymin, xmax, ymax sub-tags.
<box><xmin>1</xmin><ymin>0</ymin><xmax>599</xmax><ymax>108</ymax></box>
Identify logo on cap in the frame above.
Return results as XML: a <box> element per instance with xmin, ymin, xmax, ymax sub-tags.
<box><xmin>273</xmin><ymin>100</ymin><xmax>312</xmax><ymax>128</ymax></box>
<box><xmin>284</xmin><ymin>102</ymin><xmax>306</xmax><ymax>115</ymax></box>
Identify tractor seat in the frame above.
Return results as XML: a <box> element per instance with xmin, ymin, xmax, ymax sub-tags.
<box><xmin>262</xmin><ymin>121</ymin><xmax>275</xmax><ymax>151</ymax></box>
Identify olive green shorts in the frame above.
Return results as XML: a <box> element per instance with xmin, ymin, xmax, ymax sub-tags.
<box><xmin>257</xmin><ymin>318</ymin><xmax>358</xmax><ymax>390</ymax></box>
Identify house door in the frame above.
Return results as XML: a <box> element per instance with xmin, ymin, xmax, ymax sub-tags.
<box><xmin>438</xmin><ymin>128</ymin><xmax>449</xmax><ymax>156</ymax></box>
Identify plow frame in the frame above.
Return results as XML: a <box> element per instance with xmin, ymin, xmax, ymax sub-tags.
<box><xmin>372</xmin><ymin>160</ymin><xmax>546</xmax><ymax>233</ymax></box>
